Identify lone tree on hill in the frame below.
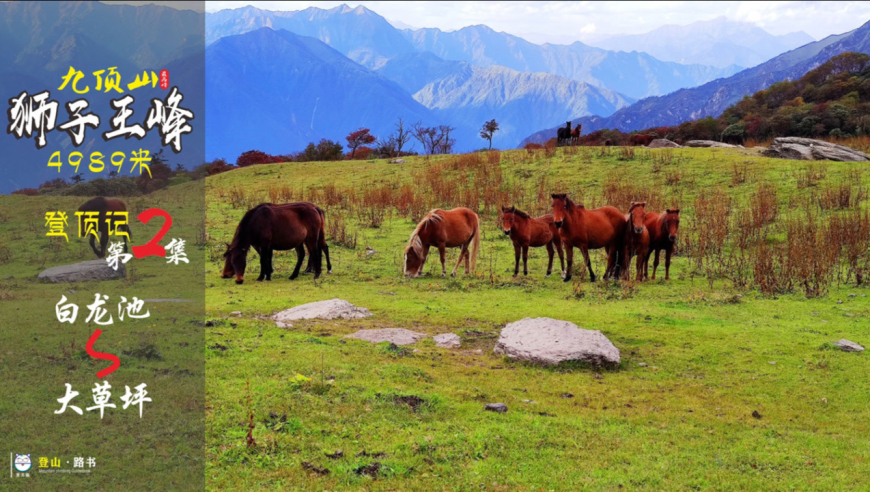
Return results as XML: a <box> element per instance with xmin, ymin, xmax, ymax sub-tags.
<box><xmin>480</xmin><ymin>119</ymin><xmax>499</xmax><ymax>149</ymax></box>
<box><xmin>346</xmin><ymin>128</ymin><xmax>376</xmax><ymax>158</ymax></box>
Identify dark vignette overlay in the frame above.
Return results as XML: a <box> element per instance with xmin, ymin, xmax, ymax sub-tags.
<box><xmin>0</xmin><ymin>2</ymin><xmax>205</xmax><ymax>490</ymax></box>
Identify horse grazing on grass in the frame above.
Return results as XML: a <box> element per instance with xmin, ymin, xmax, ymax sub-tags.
<box><xmin>570</xmin><ymin>125</ymin><xmax>582</xmax><ymax>146</ymax></box>
<box><xmin>78</xmin><ymin>197</ymin><xmax>132</xmax><ymax>258</ymax></box>
<box><xmin>404</xmin><ymin>208</ymin><xmax>480</xmax><ymax>278</ymax></box>
<box><xmin>622</xmin><ymin>201</ymin><xmax>650</xmax><ymax>281</ymax></box>
<box><xmin>556</xmin><ymin>122</ymin><xmax>572</xmax><ymax>146</ymax></box>
<box><xmin>500</xmin><ymin>206</ymin><xmax>565</xmax><ymax>277</ymax></box>
<box><xmin>643</xmin><ymin>208</ymin><xmax>681</xmax><ymax>280</ymax></box>
<box><xmin>551</xmin><ymin>194</ymin><xmax>626</xmax><ymax>282</ymax></box>
<box><xmin>222</xmin><ymin>202</ymin><xmax>323</xmax><ymax>284</ymax></box>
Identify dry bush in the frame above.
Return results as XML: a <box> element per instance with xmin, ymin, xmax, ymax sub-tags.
<box><xmin>268</xmin><ymin>185</ymin><xmax>294</xmax><ymax>204</ymax></box>
<box><xmin>750</xmin><ymin>183</ymin><xmax>778</xmax><ymax>227</ymax></box>
<box><xmin>688</xmin><ymin>189</ymin><xmax>731</xmax><ymax>277</ymax></box>
<box><xmin>829</xmin><ymin>209</ymin><xmax>870</xmax><ymax>285</ymax></box>
<box><xmin>754</xmin><ymin>241</ymin><xmax>791</xmax><ymax>296</ymax></box>
<box><xmin>817</xmin><ymin>181</ymin><xmax>867</xmax><ymax>210</ymax></box>
<box><xmin>795</xmin><ymin>164</ymin><xmax>827</xmax><ymax>189</ymax></box>
<box><xmin>730</xmin><ymin>161</ymin><xmax>752</xmax><ymax>186</ymax></box>
<box><xmin>602</xmin><ymin>172</ymin><xmax>664</xmax><ymax>212</ymax></box>
<box><xmin>326</xmin><ymin>214</ymin><xmax>357</xmax><ymax>249</ymax></box>
<box><xmin>784</xmin><ymin>213</ymin><xmax>839</xmax><ymax>297</ymax></box>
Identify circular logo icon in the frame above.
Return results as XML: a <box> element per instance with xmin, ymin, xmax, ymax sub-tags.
<box><xmin>14</xmin><ymin>454</ymin><xmax>32</xmax><ymax>473</ymax></box>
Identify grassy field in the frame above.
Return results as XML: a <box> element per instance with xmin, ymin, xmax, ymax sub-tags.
<box><xmin>203</xmin><ymin>146</ymin><xmax>869</xmax><ymax>491</ymax></box>
<box><xmin>0</xmin><ymin>185</ymin><xmax>205</xmax><ymax>491</ymax></box>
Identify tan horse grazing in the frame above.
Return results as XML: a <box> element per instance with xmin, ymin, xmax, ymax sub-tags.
<box><xmin>551</xmin><ymin>194</ymin><xmax>626</xmax><ymax>282</ymax></box>
<box><xmin>222</xmin><ymin>202</ymin><xmax>323</xmax><ymax>284</ymax></box>
<box><xmin>622</xmin><ymin>201</ymin><xmax>650</xmax><ymax>281</ymax></box>
<box><xmin>500</xmin><ymin>206</ymin><xmax>564</xmax><ymax>277</ymax></box>
<box><xmin>78</xmin><ymin>197</ymin><xmax>132</xmax><ymax>258</ymax></box>
<box><xmin>404</xmin><ymin>208</ymin><xmax>480</xmax><ymax>278</ymax></box>
<box><xmin>644</xmin><ymin>208</ymin><xmax>681</xmax><ymax>280</ymax></box>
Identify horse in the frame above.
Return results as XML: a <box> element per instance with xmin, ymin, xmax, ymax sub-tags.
<box><xmin>404</xmin><ymin>208</ymin><xmax>480</xmax><ymax>278</ymax></box>
<box><xmin>570</xmin><ymin>125</ymin><xmax>582</xmax><ymax>146</ymax></box>
<box><xmin>77</xmin><ymin>197</ymin><xmax>132</xmax><ymax>258</ymax></box>
<box><xmin>550</xmin><ymin>194</ymin><xmax>626</xmax><ymax>282</ymax></box>
<box><xmin>500</xmin><ymin>206</ymin><xmax>565</xmax><ymax>277</ymax></box>
<box><xmin>622</xmin><ymin>201</ymin><xmax>650</xmax><ymax>281</ymax></box>
<box><xmin>643</xmin><ymin>208</ymin><xmax>681</xmax><ymax>280</ymax></box>
<box><xmin>556</xmin><ymin>122</ymin><xmax>572</xmax><ymax>146</ymax></box>
<box><xmin>222</xmin><ymin>202</ymin><xmax>323</xmax><ymax>284</ymax></box>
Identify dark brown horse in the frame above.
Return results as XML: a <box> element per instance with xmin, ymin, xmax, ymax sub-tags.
<box><xmin>644</xmin><ymin>208</ymin><xmax>681</xmax><ymax>280</ymax></box>
<box><xmin>222</xmin><ymin>202</ymin><xmax>323</xmax><ymax>284</ymax></box>
<box><xmin>622</xmin><ymin>201</ymin><xmax>650</xmax><ymax>281</ymax></box>
<box><xmin>78</xmin><ymin>197</ymin><xmax>131</xmax><ymax>258</ymax></box>
<box><xmin>557</xmin><ymin>121</ymin><xmax>572</xmax><ymax>146</ymax></box>
<box><xmin>500</xmin><ymin>206</ymin><xmax>564</xmax><ymax>277</ymax></box>
<box><xmin>551</xmin><ymin>194</ymin><xmax>626</xmax><ymax>282</ymax></box>
<box><xmin>404</xmin><ymin>208</ymin><xmax>480</xmax><ymax>277</ymax></box>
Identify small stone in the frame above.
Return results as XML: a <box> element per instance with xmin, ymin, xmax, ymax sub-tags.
<box><xmin>560</xmin><ymin>393</ymin><xmax>574</xmax><ymax>399</ymax></box>
<box><xmin>275</xmin><ymin>321</ymin><xmax>292</xmax><ymax>328</ymax></box>
<box><xmin>485</xmin><ymin>403</ymin><xmax>508</xmax><ymax>413</ymax></box>
<box><xmin>848</xmin><ymin>294</ymin><xmax>856</xmax><ymax>298</ymax></box>
<box><xmin>637</xmin><ymin>362</ymin><xmax>648</xmax><ymax>367</ymax></box>
<box><xmin>769</xmin><ymin>361</ymin><xmax>777</xmax><ymax>365</ymax></box>
<box><xmin>433</xmin><ymin>333</ymin><xmax>461</xmax><ymax>348</ymax></box>
<box><xmin>752</xmin><ymin>410</ymin><xmax>762</xmax><ymax>419</ymax></box>
<box><xmin>833</xmin><ymin>339</ymin><xmax>865</xmax><ymax>352</ymax></box>
<box><xmin>837</xmin><ymin>300</ymin><xmax>844</xmax><ymax>305</ymax></box>
<box><xmin>230</xmin><ymin>311</ymin><xmax>241</xmax><ymax>316</ymax></box>
<box><xmin>521</xmin><ymin>399</ymin><xmax>537</xmax><ymax>404</ymax></box>
<box><xmin>272</xmin><ymin>299</ymin><xmax>372</xmax><ymax>323</ymax></box>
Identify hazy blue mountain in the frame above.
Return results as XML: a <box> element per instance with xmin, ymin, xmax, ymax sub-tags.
<box><xmin>206</xmin><ymin>4</ymin><xmax>415</xmax><ymax>67</ymax></box>
<box><xmin>206</xmin><ymin>5</ymin><xmax>739</xmax><ymax>99</ymax></box>
<box><xmin>0</xmin><ymin>0</ymin><xmax>204</xmax><ymax>193</ymax></box>
<box><xmin>593</xmin><ymin>17</ymin><xmax>814</xmax><ymax>68</ymax></box>
<box><xmin>400</xmin><ymin>24</ymin><xmax>741</xmax><ymax>99</ymax></box>
<box><xmin>376</xmin><ymin>52</ymin><xmax>634</xmax><ymax>148</ymax></box>
<box><xmin>205</xmin><ymin>28</ymin><xmax>458</xmax><ymax>161</ymax></box>
<box><xmin>521</xmin><ymin>20</ymin><xmax>870</xmax><ymax>146</ymax></box>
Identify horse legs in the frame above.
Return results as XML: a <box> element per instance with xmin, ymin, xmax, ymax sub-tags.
<box><xmin>98</xmin><ymin>231</ymin><xmax>110</xmax><ymax>259</ymax></box>
<box><xmin>88</xmin><ymin>234</ymin><xmax>101</xmax><ymax>258</ymax></box>
<box><xmin>522</xmin><ymin>246</ymin><xmax>529</xmax><ymax>276</ymax></box>
<box><xmin>651</xmin><ymin>249</ymin><xmax>661</xmax><ymax>280</ymax></box>
<box><xmin>450</xmin><ymin>245</ymin><xmax>467</xmax><ymax>277</ymax></box>
<box><xmin>556</xmin><ymin>240</ymin><xmax>565</xmax><ymax>276</ymax></box>
<box><xmin>665</xmin><ymin>246</ymin><xmax>673</xmax><ymax>281</ymax></box>
<box><xmin>637</xmin><ymin>246</ymin><xmax>649</xmax><ymax>282</ymax></box>
<box><xmin>322</xmin><ymin>240</ymin><xmax>332</xmax><ymax>274</ymax></box>
<box><xmin>464</xmin><ymin>241</ymin><xmax>471</xmax><ymax>274</ymax></box>
<box><xmin>257</xmin><ymin>248</ymin><xmax>272</xmax><ymax>281</ymax></box>
<box><xmin>513</xmin><ymin>243</ymin><xmax>521</xmax><ymax>277</ymax></box>
<box><xmin>562</xmin><ymin>245</ymin><xmax>573</xmax><ymax>282</ymax></box>
<box><xmin>545</xmin><ymin>242</ymin><xmax>555</xmax><ymax>277</ymax></box>
<box><xmin>438</xmin><ymin>245</ymin><xmax>447</xmax><ymax>277</ymax></box>
<box><xmin>290</xmin><ymin>245</ymin><xmax>305</xmax><ymax>280</ymax></box>
<box><xmin>581</xmin><ymin>245</ymin><xmax>595</xmax><ymax>282</ymax></box>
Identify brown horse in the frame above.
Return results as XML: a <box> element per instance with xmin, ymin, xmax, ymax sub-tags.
<box><xmin>570</xmin><ymin>125</ymin><xmax>582</xmax><ymax>146</ymax></box>
<box><xmin>551</xmin><ymin>194</ymin><xmax>626</xmax><ymax>282</ymax></box>
<box><xmin>557</xmin><ymin>122</ymin><xmax>572</xmax><ymax>146</ymax></box>
<box><xmin>622</xmin><ymin>201</ymin><xmax>650</xmax><ymax>281</ymax></box>
<box><xmin>644</xmin><ymin>208</ymin><xmax>681</xmax><ymax>280</ymax></box>
<box><xmin>500</xmin><ymin>206</ymin><xmax>564</xmax><ymax>277</ymax></box>
<box><xmin>404</xmin><ymin>208</ymin><xmax>480</xmax><ymax>277</ymax></box>
<box><xmin>222</xmin><ymin>202</ymin><xmax>323</xmax><ymax>284</ymax></box>
<box><xmin>78</xmin><ymin>197</ymin><xmax>132</xmax><ymax>258</ymax></box>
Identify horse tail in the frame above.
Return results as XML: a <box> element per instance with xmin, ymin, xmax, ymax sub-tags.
<box><xmin>469</xmin><ymin>212</ymin><xmax>480</xmax><ymax>272</ymax></box>
<box><xmin>311</xmin><ymin>211</ymin><xmax>324</xmax><ymax>276</ymax></box>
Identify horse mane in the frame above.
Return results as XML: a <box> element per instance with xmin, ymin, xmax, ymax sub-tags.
<box><xmin>505</xmin><ymin>207</ymin><xmax>529</xmax><ymax>219</ymax></box>
<box><xmin>229</xmin><ymin>204</ymin><xmax>271</xmax><ymax>251</ymax></box>
<box><xmin>407</xmin><ymin>210</ymin><xmax>444</xmax><ymax>254</ymax></box>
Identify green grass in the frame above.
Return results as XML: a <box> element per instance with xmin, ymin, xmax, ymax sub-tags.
<box><xmin>0</xmin><ymin>183</ymin><xmax>205</xmax><ymax>491</ymax></box>
<box><xmin>203</xmin><ymin>147</ymin><xmax>869</xmax><ymax>491</ymax></box>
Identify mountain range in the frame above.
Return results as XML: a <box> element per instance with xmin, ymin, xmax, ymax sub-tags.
<box><xmin>592</xmin><ymin>17</ymin><xmax>814</xmax><ymax>69</ymax></box>
<box><xmin>521</xmin><ymin>19</ymin><xmax>870</xmax><ymax>146</ymax></box>
<box><xmin>205</xmin><ymin>5</ymin><xmax>739</xmax><ymax>100</ymax></box>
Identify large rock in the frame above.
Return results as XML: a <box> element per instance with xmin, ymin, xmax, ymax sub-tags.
<box><xmin>647</xmin><ymin>138</ymin><xmax>682</xmax><ymax>148</ymax></box>
<box><xmin>272</xmin><ymin>299</ymin><xmax>372</xmax><ymax>323</ymax></box>
<box><xmin>494</xmin><ymin>317</ymin><xmax>620</xmax><ymax>367</ymax></box>
<box><xmin>833</xmin><ymin>339</ymin><xmax>865</xmax><ymax>352</ymax></box>
<box><xmin>345</xmin><ymin>328</ymin><xmax>427</xmax><ymax>345</ymax></box>
<box><xmin>763</xmin><ymin>137</ymin><xmax>870</xmax><ymax>162</ymax></box>
<box><xmin>38</xmin><ymin>260</ymin><xmax>126</xmax><ymax>283</ymax></box>
<box><xmin>685</xmin><ymin>140</ymin><xmax>737</xmax><ymax>148</ymax></box>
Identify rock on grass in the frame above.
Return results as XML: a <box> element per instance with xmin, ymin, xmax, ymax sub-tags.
<box><xmin>433</xmin><ymin>333</ymin><xmax>461</xmax><ymax>348</ymax></box>
<box><xmin>493</xmin><ymin>317</ymin><xmax>620</xmax><ymax>367</ymax></box>
<box><xmin>833</xmin><ymin>339</ymin><xmax>865</xmax><ymax>352</ymax></box>
<box><xmin>485</xmin><ymin>403</ymin><xmax>508</xmax><ymax>413</ymax></box>
<box><xmin>272</xmin><ymin>299</ymin><xmax>372</xmax><ymax>324</ymax></box>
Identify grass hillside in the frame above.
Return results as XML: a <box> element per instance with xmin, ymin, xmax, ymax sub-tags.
<box><xmin>203</xmin><ymin>146</ymin><xmax>869</xmax><ymax>491</ymax></box>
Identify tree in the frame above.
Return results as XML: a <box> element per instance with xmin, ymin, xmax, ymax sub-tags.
<box><xmin>436</xmin><ymin>125</ymin><xmax>456</xmax><ymax>154</ymax></box>
<box><xmin>393</xmin><ymin>117</ymin><xmax>412</xmax><ymax>156</ymax></box>
<box><xmin>412</xmin><ymin>122</ymin><xmax>439</xmax><ymax>155</ymax></box>
<box><xmin>345</xmin><ymin>128</ymin><xmax>376</xmax><ymax>158</ymax></box>
<box><xmin>479</xmin><ymin>119</ymin><xmax>499</xmax><ymax>149</ymax></box>
<box><xmin>236</xmin><ymin>150</ymin><xmax>276</xmax><ymax>167</ymax></box>
<box><xmin>298</xmin><ymin>139</ymin><xmax>344</xmax><ymax>162</ymax></box>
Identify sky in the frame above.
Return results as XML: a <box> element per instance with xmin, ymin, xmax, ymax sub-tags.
<box><xmin>202</xmin><ymin>1</ymin><xmax>870</xmax><ymax>45</ymax></box>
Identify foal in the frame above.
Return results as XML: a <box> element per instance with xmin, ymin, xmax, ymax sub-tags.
<box><xmin>622</xmin><ymin>201</ymin><xmax>650</xmax><ymax>281</ymax></box>
<box><xmin>643</xmin><ymin>208</ymin><xmax>681</xmax><ymax>280</ymax></box>
<box><xmin>500</xmin><ymin>206</ymin><xmax>565</xmax><ymax>277</ymax></box>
